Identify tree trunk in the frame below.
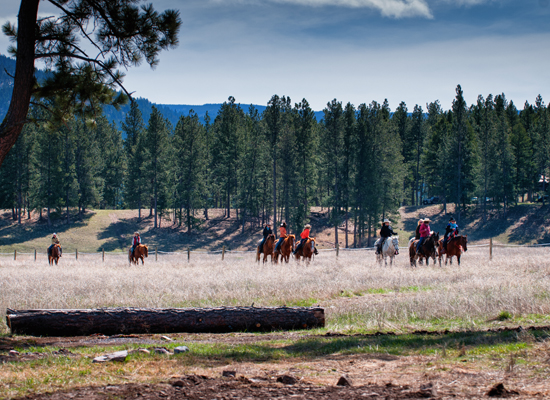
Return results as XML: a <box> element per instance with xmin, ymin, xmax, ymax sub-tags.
<box><xmin>6</xmin><ymin>307</ymin><xmax>325</xmax><ymax>336</ymax></box>
<box><xmin>0</xmin><ymin>0</ymin><xmax>39</xmax><ymax>168</ymax></box>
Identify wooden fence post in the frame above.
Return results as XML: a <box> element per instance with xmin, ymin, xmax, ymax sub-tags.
<box><xmin>155</xmin><ymin>246</ymin><xmax>158</xmax><ymax>261</ymax></box>
<box><xmin>76</xmin><ymin>249</ymin><xmax>78</xmax><ymax>260</ymax></box>
<box><xmin>222</xmin><ymin>246</ymin><xmax>226</xmax><ymax>260</ymax></box>
<box><xmin>336</xmin><ymin>242</ymin><xmax>339</xmax><ymax>257</ymax></box>
<box><xmin>14</xmin><ymin>250</ymin><xmax>17</xmax><ymax>261</ymax></box>
<box><xmin>34</xmin><ymin>249</ymin><xmax>36</xmax><ymax>261</ymax></box>
<box><xmin>489</xmin><ymin>238</ymin><xmax>493</xmax><ymax>260</ymax></box>
<box><xmin>187</xmin><ymin>247</ymin><xmax>190</xmax><ymax>263</ymax></box>
<box><xmin>102</xmin><ymin>248</ymin><xmax>104</xmax><ymax>262</ymax></box>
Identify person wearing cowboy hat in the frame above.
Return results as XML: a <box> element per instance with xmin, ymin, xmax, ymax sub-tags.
<box><xmin>258</xmin><ymin>222</ymin><xmax>273</xmax><ymax>254</ymax></box>
<box><xmin>443</xmin><ymin>217</ymin><xmax>459</xmax><ymax>251</ymax></box>
<box><xmin>48</xmin><ymin>233</ymin><xmax>62</xmax><ymax>257</ymax></box>
<box><xmin>294</xmin><ymin>223</ymin><xmax>318</xmax><ymax>255</ymax></box>
<box><xmin>131</xmin><ymin>231</ymin><xmax>141</xmax><ymax>257</ymax></box>
<box><xmin>416</xmin><ymin>218</ymin><xmax>431</xmax><ymax>256</ymax></box>
<box><xmin>377</xmin><ymin>219</ymin><xmax>397</xmax><ymax>255</ymax></box>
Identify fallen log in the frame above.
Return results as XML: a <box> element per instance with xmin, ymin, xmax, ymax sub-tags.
<box><xmin>5</xmin><ymin>306</ymin><xmax>325</xmax><ymax>337</ymax></box>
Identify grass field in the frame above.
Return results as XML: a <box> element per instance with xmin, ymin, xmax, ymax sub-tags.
<box><xmin>2</xmin><ymin>246</ymin><xmax>550</xmax><ymax>334</ymax></box>
<box><xmin>2</xmin><ymin>246</ymin><xmax>550</xmax><ymax>398</ymax></box>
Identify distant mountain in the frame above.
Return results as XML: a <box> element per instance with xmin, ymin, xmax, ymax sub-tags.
<box><xmin>0</xmin><ymin>53</ymin><xmax>325</xmax><ymax>131</ymax></box>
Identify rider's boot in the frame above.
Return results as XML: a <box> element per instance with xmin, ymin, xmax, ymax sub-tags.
<box><xmin>314</xmin><ymin>247</ymin><xmax>319</xmax><ymax>255</ymax></box>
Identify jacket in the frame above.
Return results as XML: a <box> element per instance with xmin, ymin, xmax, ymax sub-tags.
<box><xmin>51</xmin><ymin>237</ymin><xmax>60</xmax><ymax>245</ymax></box>
<box><xmin>263</xmin><ymin>226</ymin><xmax>273</xmax><ymax>238</ymax></box>
<box><xmin>133</xmin><ymin>236</ymin><xmax>141</xmax><ymax>246</ymax></box>
<box><xmin>419</xmin><ymin>223</ymin><xmax>431</xmax><ymax>238</ymax></box>
<box><xmin>445</xmin><ymin>224</ymin><xmax>459</xmax><ymax>237</ymax></box>
<box><xmin>380</xmin><ymin>225</ymin><xmax>395</xmax><ymax>238</ymax></box>
<box><xmin>279</xmin><ymin>226</ymin><xmax>287</xmax><ymax>237</ymax></box>
<box><xmin>300</xmin><ymin>228</ymin><xmax>310</xmax><ymax>240</ymax></box>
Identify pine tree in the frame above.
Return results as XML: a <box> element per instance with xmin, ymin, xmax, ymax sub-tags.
<box><xmin>143</xmin><ymin>106</ymin><xmax>172</xmax><ymax>228</ymax></box>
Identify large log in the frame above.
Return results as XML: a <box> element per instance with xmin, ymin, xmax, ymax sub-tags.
<box><xmin>5</xmin><ymin>306</ymin><xmax>325</xmax><ymax>337</ymax></box>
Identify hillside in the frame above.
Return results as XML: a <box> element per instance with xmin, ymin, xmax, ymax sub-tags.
<box><xmin>0</xmin><ymin>203</ymin><xmax>548</xmax><ymax>254</ymax></box>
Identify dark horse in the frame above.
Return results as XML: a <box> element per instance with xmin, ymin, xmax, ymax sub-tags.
<box><xmin>294</xmin><ymin>237</ymin><xmax>316</xmax><ymax>263</ymax></box>
<box><xmin>257</xmin><ymin>234</ymin><xmax>275</xmax><ymax>263</ymax></box>
<box><xmin>274</xmin><ymin>234</ymin><xmax>295</xmax><ymax>263</ymax></box>
<box><xmin>129</xmin><ymin>244</ymin><xmax>148</xmax><ymax>265</ymax></box>
<box><xmin>438</xmin><ymin>235</ymin><xmax>468</xmax><ymax>266</ymax></box>
<box><xmin>409</xmin><ymin>232</ymin><xmax>439</xmax><ymax>267</ymax></box>
<box><xmin>48</xmin><ymin>244</ymin><xmax>61</xmax><ymax>265</ymax></box>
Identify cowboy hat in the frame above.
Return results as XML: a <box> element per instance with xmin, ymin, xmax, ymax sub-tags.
<box><xmin>383</xmin><ymin>219</ymin><xmax>390</xmax><ymax>223</ymax></box>
<box><xmin>305</xmin><ymin>224</ymin><xmax>311</xmax><ymax>229</ymax></box>
<box><xmin>449</xmin><ymin>217</ymin><xmax>456</xmax><ymax>222</ymax></box>
<box><xmin>135</xmin><ymin>232</ymin><xmax>140</xmax><ymax>236</ymax></box>
<box><xmin>424</xmin><ymin>218</ymin><xmax>431</xmax><ymax>223</ymax></box>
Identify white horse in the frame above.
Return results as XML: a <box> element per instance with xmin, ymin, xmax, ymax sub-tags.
<box><xmin>375</xmin><ymin>236</ymin><xmax>399</xmax><ymax>266</ymax></box>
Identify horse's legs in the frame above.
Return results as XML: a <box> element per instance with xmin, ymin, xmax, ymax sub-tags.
<box><xmin>457</xmin><ymin>255</ymin><xmax>461</xmax><ymax>265</ymax></box>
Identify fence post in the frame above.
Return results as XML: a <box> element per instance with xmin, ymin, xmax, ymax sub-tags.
<box><xmin>222</xmin><ymin>246</ymin><xmax>226</xmax><ymax>260</ymax></box>
<box><xmin>187</xmin><ymin>247</ymin><xmax>190</xmax><ymax>263</ymax></box>
<box><xmin>34</xmin><ymin>249</ymin><xmax>36</xmax><ymax>261</ymax></box>
<box><xmin>76</xmin><ymin>249</ymin><xmax>78</xmax><ymax>260</ymax></box>
<box><xmin>155</xmin><ymin>246</ymin><xmax>158</xmax><ymax>261</ymax></box>
<box><xmin>336</xmin><ymin>242</ymin><xmax>339</xmax><ymax>257</ymax></box>
<box><xmin>14</xmin><ymin>250</ymin><xmax>17</xmax><ymax>261</ymax></box>
<box><xmin>489</xmin><ymin>238</ymin><xmax>493</xmax><ymax>260</ymax></box>
<box><xmin>102</xmin><ymin>248</ymin><xmax>104</xmax><ymax>262</ymax></box>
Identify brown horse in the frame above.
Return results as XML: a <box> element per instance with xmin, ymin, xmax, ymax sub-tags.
<box><xmin>129</xmin><ymin>244</ymin><xmax>148</xmax><ymax>265</ymax></box>
<box><xmin>409</xmin><ymin>232</ymin><xmax>439</xmax><ymax>267</ymax></box>
<box><xmin>48</xmin><ymin>244</ymin><xmax>61</xmax><ymax>265</ymax></box>
<box><xmin>438</xmin><ymin>235</ymin><xmax>468</xmax><ymax>266</ymax></box>
<box><xmin>256</xmin><ymin>234</ymin><xmax>275</xmax><ymax>263</ymax></box>
<box><xmin>294</xmin><ymin>237</ymin><xmax>316</xmax><ymax>263</ymax></box>
<box><xmin>274</xmin><ymin>234</ymin><xmax>295</xmax><ymax>263</ymax></box>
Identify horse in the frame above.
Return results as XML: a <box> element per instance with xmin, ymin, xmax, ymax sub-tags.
<box><xmin>409</xmin><ymin>232</ymin><xmax>439</xmax><ymax>267</ymax></box>
<box><xmin>129</xmin><ymin>244</ymin><xmax>148</xmax><ymax>265</ymax></box>
<box><xmin>438</xmin><ymin>235</ymin><xmax>468</xmax><ymax>266</ymax></box>
<box><xmin>256</xmin><ymin>234</ymin><xmax>275</xmax><ymax>263</ymax></box>
<box><xmin>274</xmin><ymin>234</ymin><xmax>295</xmax><ymax>263</ymax></box>
<box><xmin>375</xmin><ymin>236</ymin><xmax>399</xmax><ymax>266</ymax></box>
<box><xmin>294</xmin><ymin>237</ymin><xmax>316</xmax><ymax>263</ymax></box>
<box><xmin>48</xmin><ymin>244</ymin><xmax>61</xmax><ymax>265</ymax></box>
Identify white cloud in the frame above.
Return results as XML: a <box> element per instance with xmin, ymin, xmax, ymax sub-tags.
<box><xmin>213</xmin><ymin>0</ymin><xmax>433</xmax><ymax>19</ymax></box>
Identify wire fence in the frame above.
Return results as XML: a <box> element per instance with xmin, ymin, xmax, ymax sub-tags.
<box><xmin>1</xmin><ymin>237</ymin><xmax>550</xmax><ymax>263</ymax></box>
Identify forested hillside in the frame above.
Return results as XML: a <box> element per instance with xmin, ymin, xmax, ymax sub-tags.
<box><xmin>1</xmin><ymin>58</ymin><xmax>549</xmax><ymax>248</ymax></box>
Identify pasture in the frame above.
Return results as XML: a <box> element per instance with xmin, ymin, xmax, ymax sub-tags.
<box><xmin>2</xmin><ymin>246</ymin><xmax>550</xmax><ymax>398</ymax></box>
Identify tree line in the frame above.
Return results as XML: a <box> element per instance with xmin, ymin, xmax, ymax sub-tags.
<box><xmin>1</xmin><ymin>85</ymin><xmax>549</xmax><ymax>247</ymax></box>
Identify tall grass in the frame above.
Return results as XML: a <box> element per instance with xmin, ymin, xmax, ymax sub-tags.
<box><xmin>1</xmin><ymin>247</ymin><xmax>550</xmax><ymax>334</ymax></box>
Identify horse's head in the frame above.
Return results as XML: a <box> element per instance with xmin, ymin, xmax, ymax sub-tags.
<box><xmin>288</xmin><ymin>234</ymin><xmax>295</xmax><ymax>245</ymax></box>
<box><xmin>392</xmin><ymin>236</ymin><xmax>399</xmax><ymax>250</ymax></box>
<box><xmin>431</xmin><ymin>231</ymin><xmax>440</xmax><ymax>243</ymax></box>
<box><xmin>268</xmin><ymin>234</ymin><xmax>275</xmax><ymax>243</ymax></box>
<box><xmin>143</xmin><ymin>245</ymin><xmax>148</xmax><ymax>257</ymax></box>
<box><xmin>462</xmin><ymin>235</ymin><xmax>468</xmax><ymax>251</ymax></box>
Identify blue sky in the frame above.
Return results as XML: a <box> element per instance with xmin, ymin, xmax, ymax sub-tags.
<box><xmin>1</xmin><ymin>0</ymin><xmax>549</xmax><ymax>111</ymax></box>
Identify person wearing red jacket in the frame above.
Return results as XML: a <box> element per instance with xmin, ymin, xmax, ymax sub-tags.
<box><xmin>416</xmin><ymin>219</ymin><xmax>431</xmax><ymax>255</ymax></box>
<box><xmin>131</xmin><ymin>232</ymin><xmax>141</xmax><ymax>256</ymax></box>
<box><xmin>294</xmin><ymin>224</ymin><xmax>311</xmax><ymax>254</ymax></box>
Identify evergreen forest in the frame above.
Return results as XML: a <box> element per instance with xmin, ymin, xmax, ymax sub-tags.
<box><xmin>1</xmin><ymin>83</ymin><xmax>549</xmax><ymax>248</ymax></box>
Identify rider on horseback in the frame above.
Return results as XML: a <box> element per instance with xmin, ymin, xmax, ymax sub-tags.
<box><xmin>48</xmin><ymin>233</ymin><xmax>62</xmax><ymax>257</ymax></box>
<box><xmin>275</xmin><ymin>222</ymin><xmax>287</xmax><ymax>252</ymax></box>
<box><xmin>443</xmin><ymin>217</ymin><xmax>459</xmax><ymax>251</ymax></box>
<box><xmin>131</xmin><ymin>232</ymin><xmax>141</xmax><ymax>257</ymax></box>
<box><xmin>416</xmin><ymin>218</ymin><xmax>431</xmax><ymax>256</ymax></box>
<box><xmin>377</xmin><ymin>219</ymin><xmax>397</xmax><ymax>255</ymax></box>
<box><xmin>258</xmin><ymin>223</ymin><xmax>273</xmax><ymax>253</ymax></box>
<box><xmin>293</xmin><ymin>224</ymin><xmax>318</xmax><ymax>255</ymax></box>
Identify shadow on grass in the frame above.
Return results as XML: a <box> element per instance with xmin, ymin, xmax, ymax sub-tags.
<box><xmin>186</xmin><ymin>327</ymin><xmax>549</xmax><ymax>363</ymax></box>
<box><xmin>0</xmin><ymin>211</ymin><xmax>93</xmax><ymax>249</ymax></box>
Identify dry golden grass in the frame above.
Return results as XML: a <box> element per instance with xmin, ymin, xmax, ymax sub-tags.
<box><xmin>2</xmin><ymin>245</ymin><xmax>550</xmax><ymax>334</ymax></box>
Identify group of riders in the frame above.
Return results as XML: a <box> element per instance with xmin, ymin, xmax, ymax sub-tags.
<box><xmin>46</xmin><ymin>217</ymin><xmax>459</xmax><ymax>260</ymax></box>
<box><xmin>258</xmin><ymin>222</ymin><xmax>319</xmax><ymax>256</ymax></box>
<box><xmin>376</xmin><ymin>216</ymin><xmax>460</xmax><ymax>256</ymax></box>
